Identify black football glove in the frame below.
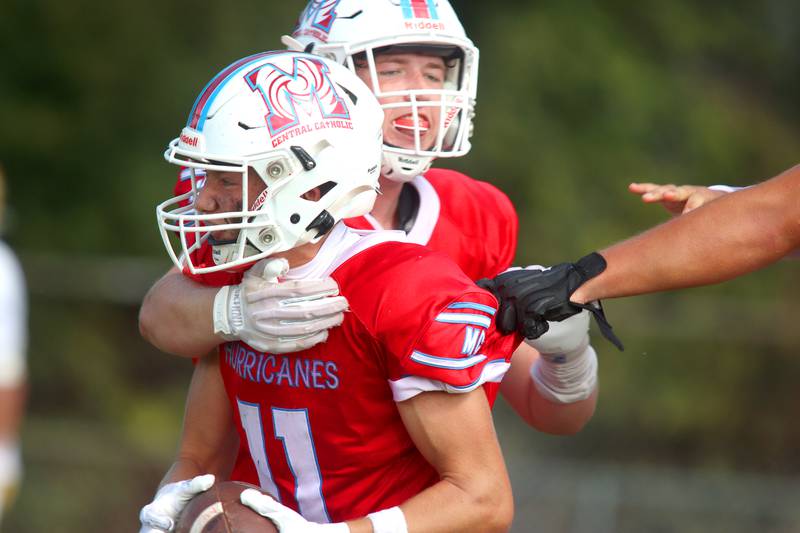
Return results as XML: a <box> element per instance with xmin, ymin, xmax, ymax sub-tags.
<box><xmin>478</xmin><ymin>252</ymin><xmax>623</xmax><ymax>350</ymax></box>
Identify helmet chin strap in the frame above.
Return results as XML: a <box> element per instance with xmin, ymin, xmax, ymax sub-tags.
<box><xmin>211</xmin><ymin>240</ymin><xmax>256</xmax><ymax>269</ymax></box>
<box><xmin>381</xmin><ymin>150</ymin><xmax>433</xmax><ymax>183</ymax></box>
<box><xmin>208</xmin><ymin>233</ymin><xmax>265</xmax><ymax>270</ymax></box>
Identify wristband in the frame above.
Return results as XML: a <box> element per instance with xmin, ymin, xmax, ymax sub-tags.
<box><xmin>367</xmin><ymin>506</ymin><xmax>408</xmax><ymax>533</ymax></box>
<box><xmin>212</xmin><ymin>285</ymin><xmax>242</xmax><ymax>339</ymax></box>
<box><xmin>708</xmin><ymin>184</ymin><xmax>745</xmax><ymax>193</ymax></box>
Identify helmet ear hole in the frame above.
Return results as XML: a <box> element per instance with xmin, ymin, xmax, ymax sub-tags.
<box><xmin>317</xmin><ymin>181</ymin><xmax>337</xmax><ymax>198</ymax></box>
<box><xmin>300</xmin><ymin>181</ymin><xmax>337</xmax><ymax>202</ymax></box>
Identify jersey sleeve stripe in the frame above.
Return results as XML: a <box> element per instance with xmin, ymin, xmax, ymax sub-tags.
<box><xmin>388</xmin><ymin>360</ymin><xmax>511</xmax><ymax>402</ymax></box>
<box><xmin>446</xmin><ymin>302</ymin><xmax>497</xmax><ymax>315</ymax></box>
<box><xmin>434</xmin><ymin>313</ymin><xmax>491</xmax><ymax>328</ymax></box>
<box><xmin>444</xmin><ymin>359</ymin><xmax>509</xmax><ymax>391</ymax></box>
<box><xmin>410</xmin><ymin>351</ymin><xmax>487</xmax><ymax>370</ymax></box>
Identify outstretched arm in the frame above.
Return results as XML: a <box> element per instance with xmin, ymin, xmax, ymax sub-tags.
<box><xmin>479</xmin><ymin>164</ymin><xmax>800</xmax><ymax>345</ymax></box>
<box><xmin>573</xmin><ymin>164</ymin><xmax>800</xmax><ymax>302</ymax></box>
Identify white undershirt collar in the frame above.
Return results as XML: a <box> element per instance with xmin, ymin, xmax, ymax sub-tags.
<box><xmin>284</xmin><ymin>223</ymin><xmax>407</xmax><ymax>280</ymax></box>
<box><xmin>363</xmin><ymin>175</ymin><xmax>441</xmax><ymax>246</ymax></box>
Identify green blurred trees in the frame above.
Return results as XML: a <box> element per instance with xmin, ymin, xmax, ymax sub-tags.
<box><xmin>0</xmin><ymin>1</ymin><xmax>798</xmax><ymax>531</ymax></box>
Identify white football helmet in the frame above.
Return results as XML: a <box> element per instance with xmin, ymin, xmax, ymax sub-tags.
<box><xmin>157</xmin><ymin>51</ymin><xmax>384</xmax><ymax>274</ymax></box>
<box><xmin>286</xmin><ymin>0</ymin><xmax>479</xmax><ymax>182</ymax></box>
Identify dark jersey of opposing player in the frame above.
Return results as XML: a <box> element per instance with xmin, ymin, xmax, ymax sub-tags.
<box><xmin>215</xmin><ymin>225</ymin><xmax>520</xmax><ymax>522</ymax></box>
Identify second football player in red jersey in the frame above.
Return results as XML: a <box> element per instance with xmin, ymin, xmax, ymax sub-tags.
<box><xmin>140</xmin><ymin>0</ymin><xmax>599</xmax><ymax>438</ymax></box>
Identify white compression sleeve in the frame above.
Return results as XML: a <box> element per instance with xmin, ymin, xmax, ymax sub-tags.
<box><xmin>530</xmin><ymin>342</ymin><xmax>598</xmax><ymax>403</ymax></box>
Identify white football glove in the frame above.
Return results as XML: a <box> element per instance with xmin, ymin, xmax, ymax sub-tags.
<box><xmin>138</xmin><ymin>474</ymin><xmax>215</xmax><ymax>533</ymax></box>
<box><xmin>240</xmin><ymin>489</ymin><xmax>349</xmax><ymax>532</ymax></box>
<box><xmin>213</xmin><ymin>258</ymin><xmax>349</xmax><ymax>354</ymax></box>
<box><xmin>527</xmin><ymin>310</ymin><xmax>598</xmax><ymax>403</ymax></box>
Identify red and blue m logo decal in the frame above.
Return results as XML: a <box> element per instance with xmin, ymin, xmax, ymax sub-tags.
<box><xmin>246</xmin><ymin>56</ymin><xmax>350</xmax><ymax>137</ymax></box>
<box><xmin>296</xmin><ymin>0</ymin><xmax>342</xmax><ymax>35</ymax></box>
<box><xmin>399</xmin><ymin>0</ymin><xmax>439</xmax><ymax>19</ymax></box>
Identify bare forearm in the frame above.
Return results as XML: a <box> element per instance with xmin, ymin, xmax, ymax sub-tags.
<box><xmin>139</xmin><ymin>267</ymin><xmax>222</xmax><ymax>357</ymax></box>
<box><xmin>393</xmin><ymin>473</ymin><xmax>511</xmax><ymax>533</ymax></box>
<box><xmin>501</xmin><ymin>344</ymin><xmax>596</xmax><ymax>435</ymax></box>
<box><xmin>159</xmin><ymin>457</ymin><xmax>218</xmax><ymax>490</ymax></box>
<box><xmin>574</xmin><ymin>165</ymin><xmax>800</xmax><ymax>302</ymax></box>
<box><xmin>159</xmin><ymin>439</ymin><xmax>237</xmax><ymax>487</ymax></box>
<box><xmin>396</xmin><ymin>391</ymin><xmax>514</xmax><ymax>533</ymax></box>
<box><xmin>159</xmin><ymin>354</ymin><xmax>238</xmax><ymax>490</ymax></box>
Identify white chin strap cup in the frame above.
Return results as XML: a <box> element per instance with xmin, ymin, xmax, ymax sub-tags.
<box><xmin>381</xmin><ymin>151</ymin><xmax>433</xmax><ymax>183</ymax></box>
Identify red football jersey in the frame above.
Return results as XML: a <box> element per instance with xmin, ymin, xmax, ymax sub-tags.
<box><xmin>218</xmin><ymin>225</ymin><xmax>520</xmax><ymax>523</ymax></box>
<box><xmin>345</xmin><ymin>168</ymin><xmax>518</xmax><ymax>280</ymax></box>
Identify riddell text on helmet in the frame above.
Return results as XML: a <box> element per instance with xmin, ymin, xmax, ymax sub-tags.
<box><xmin>271</xmin><ymin>118</ymin><xmax>354</xmax><ymax>148</ymax></box>
<box><xmin>180</xmin><ymin>132</ymin><xmax>200</xmax><ymax>147</ymax></box>
<box><xmin>404</xmin><ymin>21</ymin><xmax>446</xmax><ymax>31</ymax></box>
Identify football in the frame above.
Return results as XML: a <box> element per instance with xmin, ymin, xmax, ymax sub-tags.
<box><xmin>174</xmin><ymin>480</ymin><xmax>278</xmax><ymax>533</ymax></box>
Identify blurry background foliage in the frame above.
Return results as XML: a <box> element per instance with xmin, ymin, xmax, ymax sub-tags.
<box><xmin>0</xmin><ymin>0</ymin><xmax>798</xmax><ymax>531</ymax></box>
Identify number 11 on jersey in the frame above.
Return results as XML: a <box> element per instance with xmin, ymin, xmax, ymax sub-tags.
<box><xmin>237</xmin><ymin>399</ymin><xmax>331</xmax><ymax>522</ymax></box>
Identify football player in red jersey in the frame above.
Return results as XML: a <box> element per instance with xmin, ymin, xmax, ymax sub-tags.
<box><xmin>140</xmin><ymin>51</ymin><xmax>518</xmax><ymax>533</ymax></box>
<box><xmin>139</xmin><ymin>0</ymin><xmax>599</xmax><ymax>437</ymax></box>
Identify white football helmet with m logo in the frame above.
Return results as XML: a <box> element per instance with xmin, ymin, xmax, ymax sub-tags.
<box><xmin>157</xmin><ymin>51</ymin><xmax>384</xmax><ymax>274</ymax></box>
<box><xmin>287</xmin><ymin>0</ymin><xmax>479</xmax><ymax>182</ymax></box>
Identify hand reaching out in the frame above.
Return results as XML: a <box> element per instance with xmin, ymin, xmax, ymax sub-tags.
<box><xmin>629</xmin><ymin>182</ymin><xmax>728</xmax><ymax>215</ymax></box>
